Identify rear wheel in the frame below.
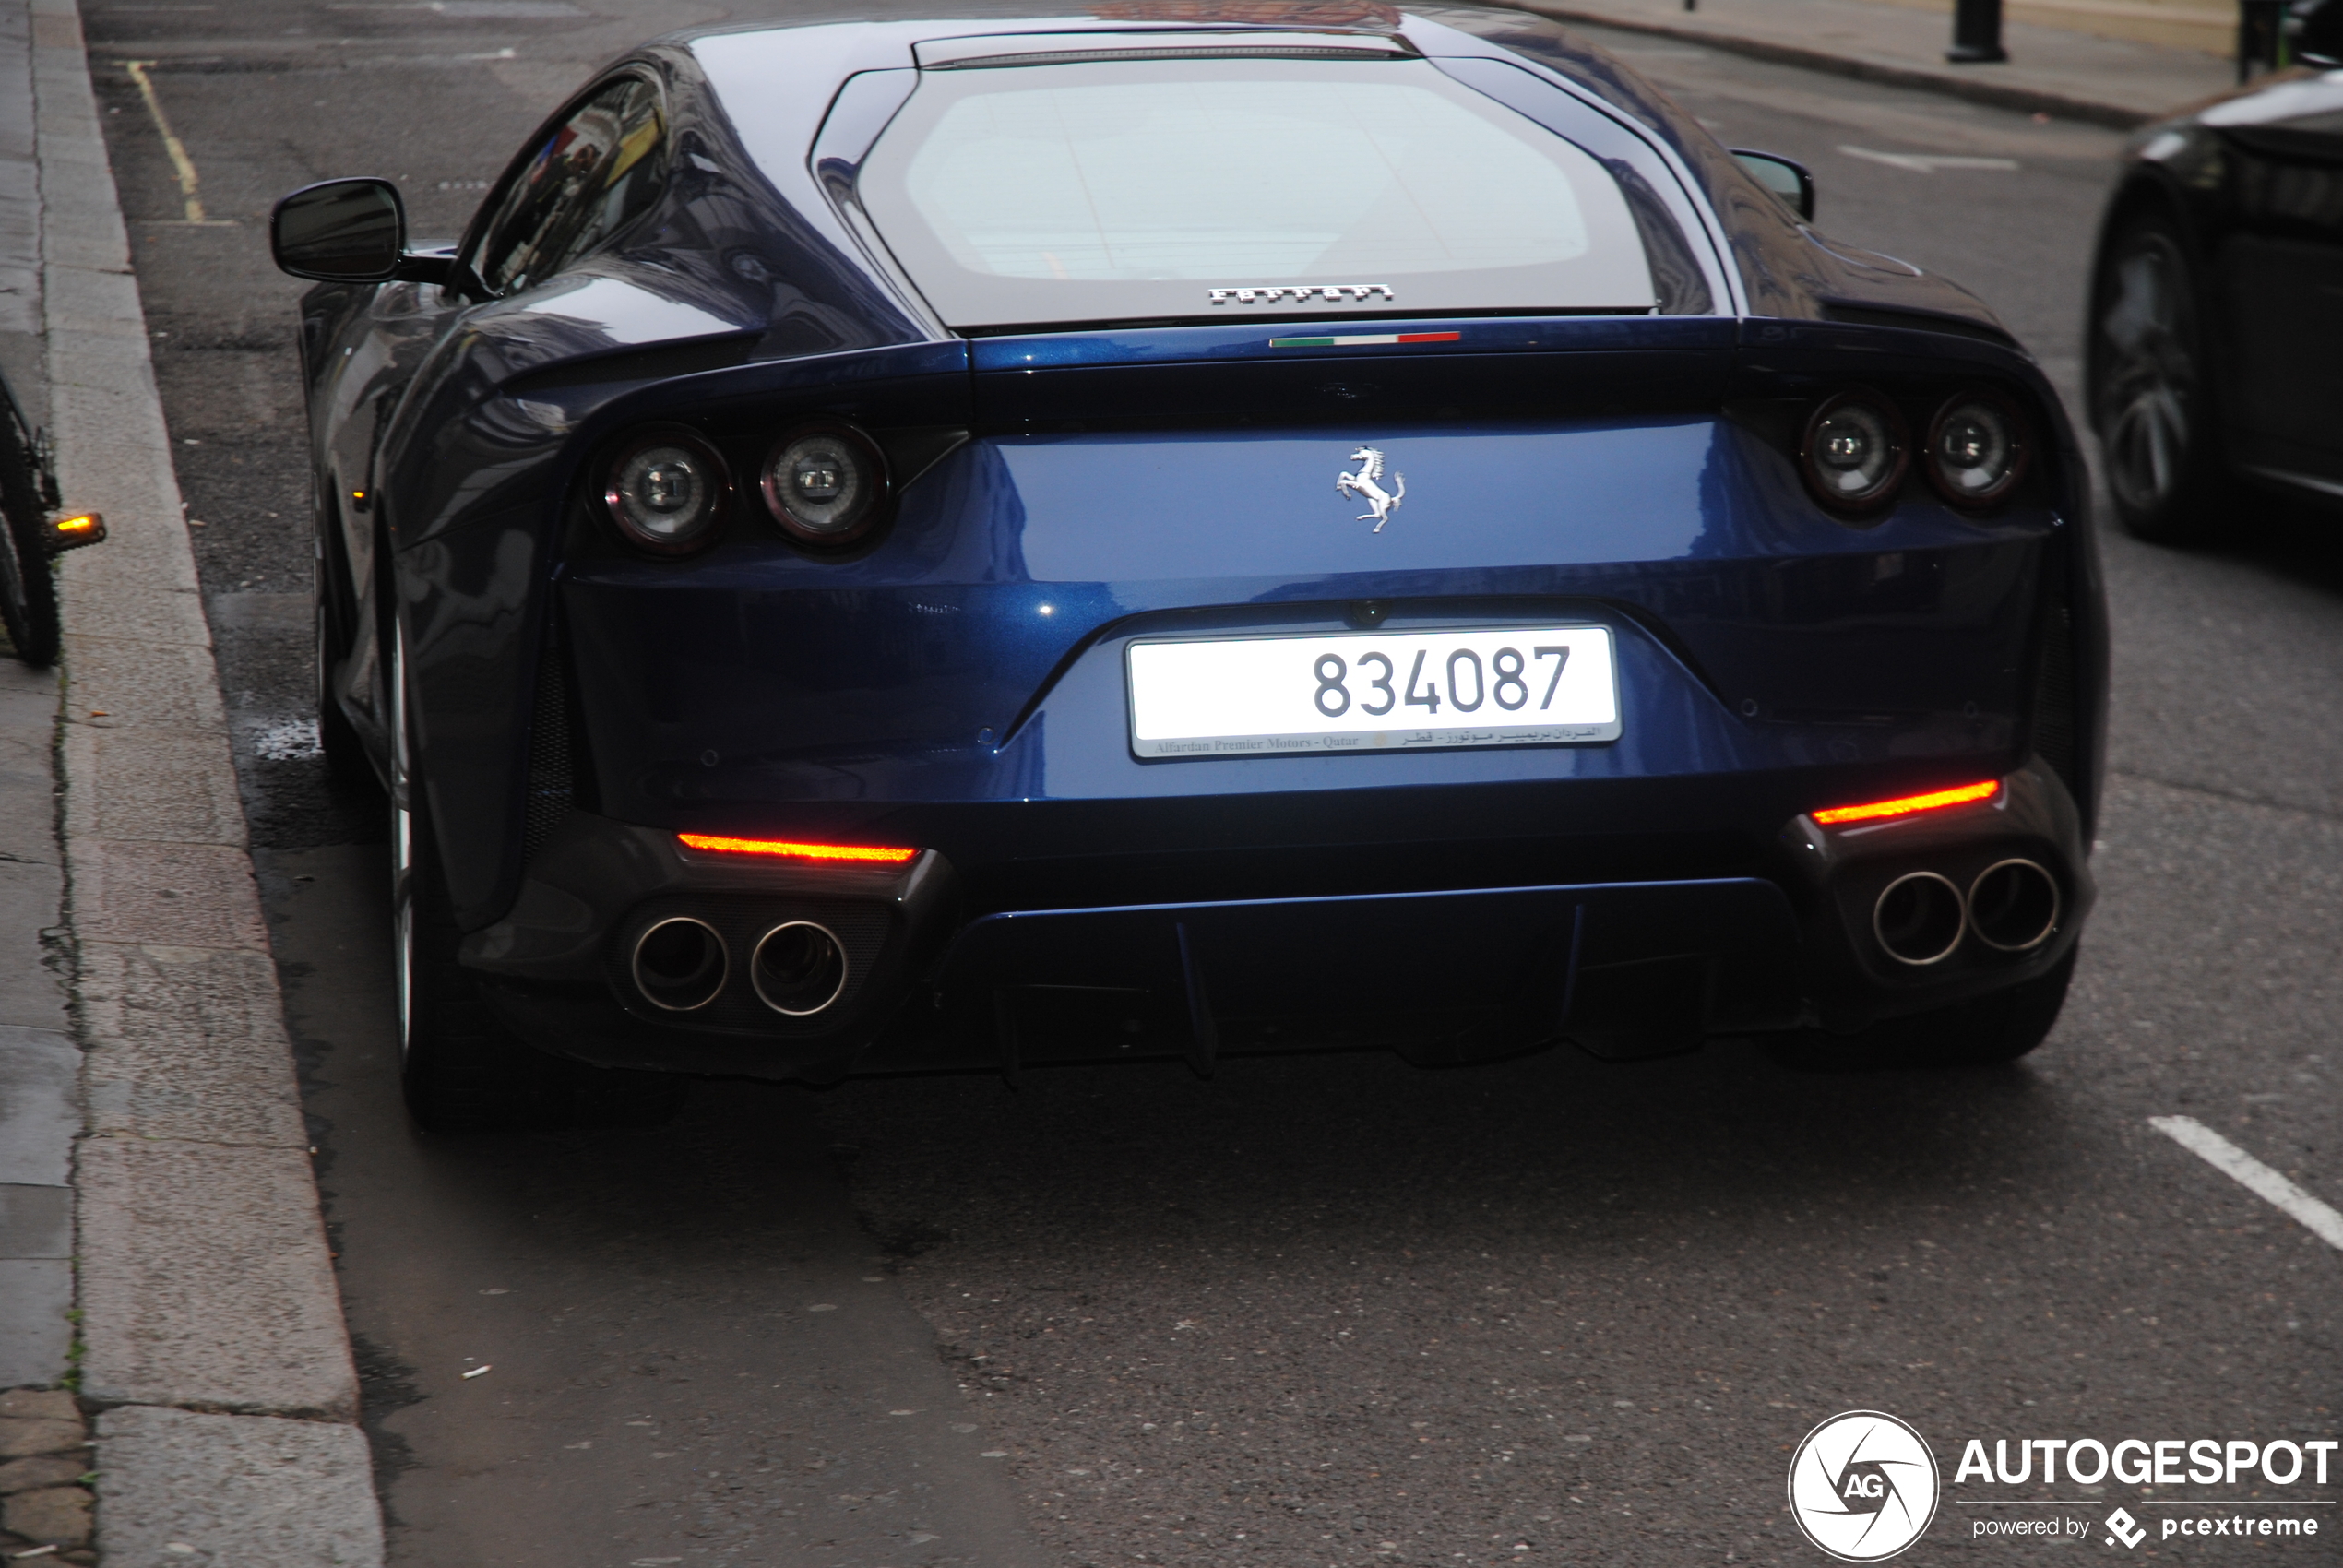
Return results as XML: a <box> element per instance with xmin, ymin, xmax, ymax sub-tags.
<box><xmin>391</xmin><ymin>627</ymin><xmax>683</xmax><ymax>1133</ymax></box>
<box><xmin>314</xmin><ymin>532</ymin><xmax>374</xmax><ymax>787</ymax></box>
<box><xmin>1767</xmin><ymin>950</ymin><xmax>2076</xmax><ymax>1072</ymax></box>
<box><xmin>2089</xmin><ymin>211</ymin><xmax>2231</xmax><ymax>545</ymax></box>
<box><xmin>0</xmin><ymin>409</ymin><xmax>59</xmax><ymax>668</ymax></box>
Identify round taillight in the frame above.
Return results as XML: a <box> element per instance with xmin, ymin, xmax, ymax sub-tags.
<box><xmin>1799</xmin><ymin>390</ymin><xmax>1909</xmax><ymax>515</ymax></box>
<box><xmin>760</xmin><ymin>424</ymin><xmax>887</xmax><ymax>547</ymax></box>
<box><xmin>1925</xmin><ymin>391</ymin><xmax>2029</xmax><ymax>508</ymax></box>
<box><xmin>602</xmin><ymin>429</ymin><xmax>728</xmax><ymax>555</ymax></box>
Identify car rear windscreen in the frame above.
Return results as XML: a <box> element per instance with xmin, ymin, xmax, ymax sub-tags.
<box><xmin>855</xmin><ymin>57</ymin><xmax>1658</xmax><ymax>329</ymax></box>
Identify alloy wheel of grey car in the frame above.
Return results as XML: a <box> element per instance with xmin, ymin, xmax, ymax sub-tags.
<box><xmin>2092</xmin><ymin>219</ymin><xmax>2224</xmax><ymax>544</ymax></box>
<box><xmin>313</xmin><ymin>527</ymin><xmax>375</xmax><ymax>787</ymax></box>
<box><xmin>390</xmin><ymin>623</ymin><xmax>417</xmax><ymax>1059</ymax></box>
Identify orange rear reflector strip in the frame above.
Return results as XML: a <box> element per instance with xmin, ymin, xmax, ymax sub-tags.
<box><xmin>676</xmin><ymin>833</ymin><xmax>916</xmax><ymax>864</ymax></box>
<box><xmin>1811</xmin><ymin>779</ymin><xmax>1999</xmax><ymax>826</ymax></box>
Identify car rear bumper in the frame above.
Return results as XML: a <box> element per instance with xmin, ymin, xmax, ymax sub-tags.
<box><xmin>461</xmin><ymin>758</ymin><xmax>2090</xmax><ymax>1080</ymax></box>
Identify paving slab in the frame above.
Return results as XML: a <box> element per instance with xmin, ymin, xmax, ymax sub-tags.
<box><xmin>0</xmin><ymin>1454</ymin><xmax>85</xmax><ymax>1494</ymax></box>
<box><xmin>0</xmin><ymin>1411</ymin><xmax>78</xmax><ymax>1458</ymax></box>
<box><xmin>3</xmin><ymin>1481</ymin><xmax>90</xmax><ymax>1546</ymax></box>
<box><xmin>0</xmin><ymin>867</ymin><xmax>65</xmax><ymax>1030</ymax></box>
<box><xmin>0</xmin><ymin>1026</ymin><xmax>75</xmax><ymax>1185</ymax></box>
<box><xmin>0</xmin><ymin>0</ymin><xmax>35</xmax><ymax>398</ymax></box>
<box><xmin>0</xmin><ymin>1183</ymin><xmax>69</xmax><ymax>1257</ymax></box>
<box><xmin>0</xmin><ymin>1391</ymin><xmax>75</xmax><ymax>1422</ymax></box>
<box><xmin>95</xmin><ymin>1405</ymin><xmax>384</xmax><ymax>1568</ymax></box>
<box><xmin>0</xmin><ymin>1260</ymin><xmax>71</xmax><ymax>1390</ymax></box>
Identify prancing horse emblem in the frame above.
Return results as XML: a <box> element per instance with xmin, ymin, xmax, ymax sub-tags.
<box><xmin>1337</xmin><ymin>446</ymin><xmax>1405</xmax><ymax>532</ymax></box>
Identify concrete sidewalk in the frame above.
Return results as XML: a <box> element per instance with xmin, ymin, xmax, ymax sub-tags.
<box><xmin>1519</xmin><ymin>0</ymin><xmax>2244</xmax><ymax>125</ymax></box>
<box><xmin>0</xmin><ymin>0</ymin><xmax>88</xmax><ymax>1560</ymax></box>
<box><xmin>0</xmin><ymin>0</ymin><xmax>386</xmax><ymax>1562</ymax></box>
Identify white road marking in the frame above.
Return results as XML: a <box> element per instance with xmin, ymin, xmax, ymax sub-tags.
<box><xmin>1838</xmin><ymin>145</ymin><xmax>2021</xmax><ymax>172</ymax></box>
<box><xmin>2148</xmin><ymin>1115</ymin><xmax>2343</xmax><ymax>1251</ymax></box>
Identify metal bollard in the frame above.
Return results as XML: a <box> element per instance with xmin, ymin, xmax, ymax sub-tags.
<box><xmin>2237</xmin><ymin>0</ymin><xmax>2286</xmax><ymax>82</ymax></box>
<box><xmin>1946</xmin><ymin>0</ymin><xmax>2008</xmax><ymax>62</ymax></box>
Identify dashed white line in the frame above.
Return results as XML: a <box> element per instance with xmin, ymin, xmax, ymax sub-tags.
<box><xmin>2149</xmin><ymin>1115</ymin><xmax>2343</xmax><ymax>1252</ymax></box>
<box><xmin>1838</xmin><ymin>145</ymin><xmax>2021</xmax><ymax>173</ymax></box>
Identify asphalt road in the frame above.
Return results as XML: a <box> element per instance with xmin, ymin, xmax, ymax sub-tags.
<box><xmin>78</xmin><ymin>3</ymin><xmax>2343</xmax><ymax>1564</ymax></box>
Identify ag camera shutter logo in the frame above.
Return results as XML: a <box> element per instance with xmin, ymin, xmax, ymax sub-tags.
<box><xmin>1788</xmin><ymin>1410</ymin><xmax>1942</xmax><ymax>1561</ymax></box>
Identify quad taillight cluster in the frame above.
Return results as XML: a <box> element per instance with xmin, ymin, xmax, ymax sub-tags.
<box><xmin>1798</xmin><ymin>388</ymin><xmax>2030</xmax><ymax>517</ymax></box>
<box><xmin>600</xmin><ymin>422</ymin><xmax>889</xmax><ymax>556</ymax></box>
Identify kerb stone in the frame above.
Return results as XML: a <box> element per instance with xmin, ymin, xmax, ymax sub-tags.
<box><xmin>75</xmin><ymin>1139</ymin><xmax>356</xmax><ymax>1420</ymax></box>
<box><xmin>95</xmin><ymin>1405</ymin><xmax>382</xmax><ymax>1568</ymax></box>
<box><xmin>77</xmin><ymin>943</ymin><xmax>304</xmax><ymax>1147</ymax></box>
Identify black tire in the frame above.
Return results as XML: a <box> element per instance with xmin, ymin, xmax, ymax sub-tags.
<box><xmin>1766</xmin><ymin>950</ymin><xmax>2076</xmax><ymax>1072</ymax></box>
<box><xmin>392</xmin><ymin>628</ymin><xmax>684</xmax><ymax>1133</ymax></box>
<box><xmin>0</xmin><ymin>412</ymin><xmax>60</xmax><ymax>668</ymax></box>
<box><xmin>2088</xmin><ymin>209</ymin><xmax>2231</xmax><ymax>546</ymax></box>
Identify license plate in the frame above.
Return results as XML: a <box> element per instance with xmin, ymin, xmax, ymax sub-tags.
<box><xmin>1127</xmin><ymin>625</ymin><xmax>1621</xmax><ymax>759</ymax></box>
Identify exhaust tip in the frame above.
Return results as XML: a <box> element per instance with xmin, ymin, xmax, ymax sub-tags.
<box><xmin>632</xmin><ymin>916</ymin><xmax>728</xmax><ymax>1011</ymax></box>
<box><xmin>1874</xmin><ymin>871</ymin><xmax>1965</xmax><ymax>966</ymax></box>
<box><xmin>753</xmin><ymin>921</ymin><xmax>848</xmax><ymax>1016</ymax></box>
<box><xmin>1968</xmin><ymin>859</ymin><xmax>2060</xmax><ymax>951</ymax></box>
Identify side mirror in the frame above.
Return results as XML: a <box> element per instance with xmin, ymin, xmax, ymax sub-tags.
<box><xmin>1731</xmin><ymin>149</ymin><xmax>1816</xmax><ymax>222</ymax></box>
<box><xmin>2294</xmin><ymin>0</ymin><xmax>2343</xmax><ymax>65</ymax></box>
<box><xmin>271</xmin><ymin>178</ymin><xmax>453</xmax><ymax>285</ymax></box>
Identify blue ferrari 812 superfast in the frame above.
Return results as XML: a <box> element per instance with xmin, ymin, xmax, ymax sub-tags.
<box><xmin>268</xmin><ymin>2</ymin><xmax>2104</xmax><ymax>1130</ymax></box>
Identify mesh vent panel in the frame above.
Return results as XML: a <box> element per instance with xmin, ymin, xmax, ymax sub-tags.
<box><xmin>521</xmin><ymin>631</ymin><xmax>576</xmax><ymax>862</ymax></box>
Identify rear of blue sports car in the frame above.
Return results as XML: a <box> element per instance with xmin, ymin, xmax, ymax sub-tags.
<box><xmin>450</xmin><ymin>14</ymin><xmax>2103</xmax><ymax>1083</ymax></box>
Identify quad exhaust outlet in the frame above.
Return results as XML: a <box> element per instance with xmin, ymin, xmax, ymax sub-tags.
<box><xmin>1871</xmin><ymin>859</ymin><xmax>2058</xmax><ymax>965</ymax></box>
<box><xmin>1968</xmin><ymin>858</ymin><xmax>2059</xmax><ymax>951</ymax></box>
<box><xmin>753</xmin><ymin>921</ymin><xmax>849</xmax><ymax>1016</ymax></box>
<box><xmin>631</xmin><ymin>916</ymin><xmax>728</xmax><ymax>1011</ymax></box>
<box><xmin>1873</xmin><ymin>871</ymin><xmax>1967</xmax><ymax>966</ymax></box>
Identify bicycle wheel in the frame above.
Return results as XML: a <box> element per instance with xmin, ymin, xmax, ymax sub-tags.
<box><xmin>0</xmin><ymin>413</ymin><xmax>60</xmax><ymax>668</ymax></box>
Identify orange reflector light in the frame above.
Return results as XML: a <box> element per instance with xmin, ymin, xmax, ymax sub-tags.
<box><xmin>676</xmin><ymin>833</ymin><xmax>916</xmax><ymax>864</ymax></box>
<box><xmin>1812</xmin><ymin>779</ymin><xmax>2000</xmax><ymax>826</ymax></box>
<box><xmin>43</xmin><ymin>511</ymin><xmax>105</xmax><ymax>554</ymax></box>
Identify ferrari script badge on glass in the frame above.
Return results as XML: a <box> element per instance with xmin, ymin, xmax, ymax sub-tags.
<box><xmin>1337</xmin><ymin>446</ymin><xmax>1405</xmax><ymax>532</ymax></box>
<box><xmin>1787</xmin><ymin>1410</ymin><xmax>1942</xmax><ymax>1562</ymax></box>
<box><xmin>1208</xmin><ymin>283</ymin><xmax>1393</xmax><ymax>304</ymax></box>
